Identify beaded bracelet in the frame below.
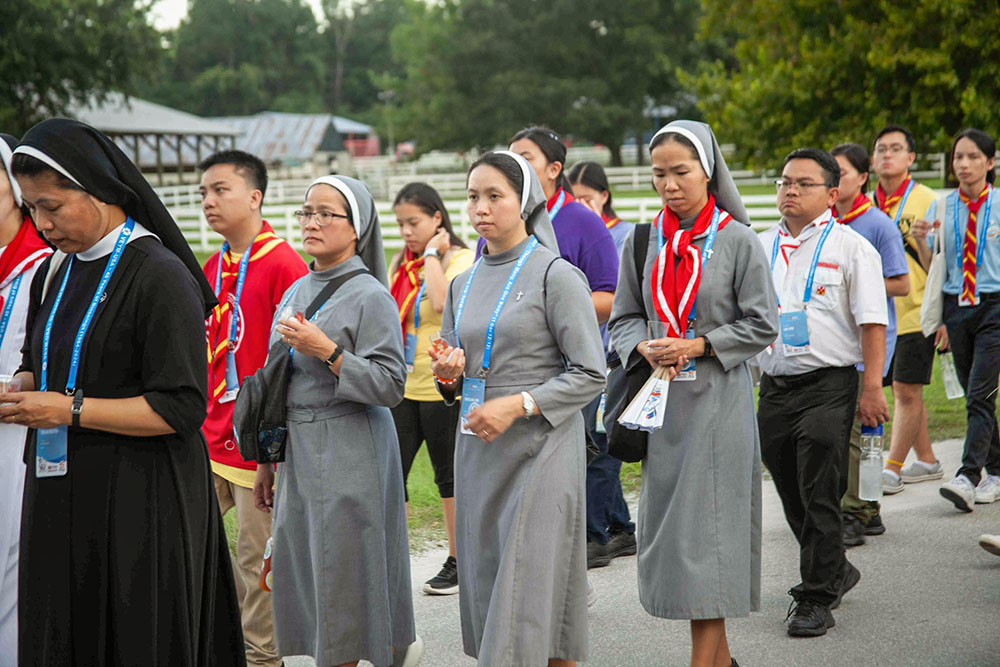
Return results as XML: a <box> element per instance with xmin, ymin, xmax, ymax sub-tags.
<box><xmin>434</xmin><ymin>373</ymin><xmax>459</xmax><ymax>386</ymax></box>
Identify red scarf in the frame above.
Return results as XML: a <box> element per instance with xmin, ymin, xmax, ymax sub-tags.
<box><xmin>959</xmin><ymin>185</ymin><xmax>990</xmax><ymax>305</ymax></box>
<box><xmin>546</xmin><ymin>188</ymin><xmax>575</xmax><ymax>212</ymax></box>
<box><xmin>0</xmin><ymin>215</ymin><xmax>51</xmax><ymax>291</ymax></box>
<box><xmin>389</xmin><ymin>248</ymin><xmax>425</xmax><ymax>338</ymax></box>
<box><xmin>834</xmin><ymin>193</ymin><xmax>873</xmax><ymax>224</ymax></box>
<box><xmin>602</xmin><ymin>213</ymin><xmax>621</xmax><ymax>229</ymax></box>
<box><xmin>650</xmin><ymin>195</ymin><xmax>732</xmax><ymax>337</ymax></box>
<box><xmin>874</xmin><ymin>174</ymin><xmax>912</xmax><ymax>214</ymax></box>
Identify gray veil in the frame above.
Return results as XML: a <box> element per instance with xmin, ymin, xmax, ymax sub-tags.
<box><xmin>492</xmin><ymin>150</ymin><xmax>560</xmax><ymax>253</ymax></box>
<box><xmin>306</xmin><ymin>175</ymin><xmax>388</xmax><ymax>286</ymax></box>
<box><xmin>649</xmin><ymin>120</ymin><xmax>749</xmax><ymax>224</ymax></box>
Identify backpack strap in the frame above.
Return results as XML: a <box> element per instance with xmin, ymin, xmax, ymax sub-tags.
<box><xmin>304</xmin><ymin>268</ymin><xmax>368</xmax><ymax>319</ymax></box>
<box><xmin>633</xmin><ymin>223</ymin><xmax>651</xmax><ymax>280</ymax></box>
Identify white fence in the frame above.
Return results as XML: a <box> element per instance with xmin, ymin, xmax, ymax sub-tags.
<box><xmin>170</xmin><ymin>194</ymin><xmax>787</xmax><ymax>253</ymax></box>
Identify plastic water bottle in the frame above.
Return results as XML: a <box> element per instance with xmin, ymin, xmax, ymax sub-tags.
<box><xmin>938</xmin><ymin>350</ymin><xmax>965</xmax><ymax>400</ymax></box>
<box><xmin>859</xmin><ymin>424</ymin><xmax>884</xmax><ymax>501</ymax></box>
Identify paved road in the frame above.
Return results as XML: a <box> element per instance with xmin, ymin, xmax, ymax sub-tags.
<box><xmin>286</xmin><ymin>439</ymin><xmax>1000</xmax><ymax>666</ymax></box>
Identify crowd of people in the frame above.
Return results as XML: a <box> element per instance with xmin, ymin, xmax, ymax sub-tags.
<box><xmin>0</xmin><ymin>114</ymin><xmax>996</xmax><ymax>667</ymax></box>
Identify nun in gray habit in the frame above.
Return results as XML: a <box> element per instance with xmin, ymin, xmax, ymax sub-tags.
<box><xmin>609</xmin><ymin>121</ymin><xmax>778</xmax><ymax>624</ymax></box>
<box><xmin>434</xmin><ymin>151</ymin><xmax>605</xmax><ymax>665</ymax></box>
<box><xmin>263</xmin><ymin>175</ymin><xmax>415</xmax><ymax>667</ymax></box>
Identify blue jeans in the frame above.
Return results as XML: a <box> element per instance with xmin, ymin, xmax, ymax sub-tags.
<box><xmin>584</xmin><ymin>395</ymin><xmax>634</xmax><ymax>544</ymax></box>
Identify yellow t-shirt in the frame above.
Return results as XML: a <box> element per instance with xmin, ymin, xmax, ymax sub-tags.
<box><xmin>211</xmin><ymin>461</ymin><xmax>257</xmax><ymax>489</ymax></box>
<box><xmin>404</xmin><ymin>248</ymin><xmax>474</xmax><ymax>401</ymax></box>
<box><xmin>883</xmin><ymin>181</ymin><xmax>938</xmax><ymax>335</ymax></box>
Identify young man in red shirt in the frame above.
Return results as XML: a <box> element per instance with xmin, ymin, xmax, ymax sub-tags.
<box><xmin>199</xmin><ymin>151</ymin><xmax>306</xmax><ymax>667</ymax></box>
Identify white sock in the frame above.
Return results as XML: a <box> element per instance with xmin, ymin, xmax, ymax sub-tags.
<box><xmin>883</xmin><ymin>469</ymin><xmax>900</xmax><ymax>482</ymax></box>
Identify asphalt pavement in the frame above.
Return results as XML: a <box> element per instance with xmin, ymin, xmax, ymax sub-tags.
<box><xmin>286</xmin><ymin>438</ymin><xmax>1000</xmax><ymax>666</ymax></box>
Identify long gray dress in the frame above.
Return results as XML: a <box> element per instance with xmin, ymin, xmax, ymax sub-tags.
<box><xmin>269</xmin><ymin>255</ymin><xmax>414</xmax><ymax>667</ymax></box>
<box><xmin>609</xmin><ymin>219</ymin><xmax>778</xmax><ymax>619</ymax></box>
<box><xmin>441</xmin><ymin>237</ymin><xmax>606</xmax><ymax>666</ymax></box>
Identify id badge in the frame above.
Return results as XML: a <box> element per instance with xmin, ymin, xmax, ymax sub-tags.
<box><xmin>36</xmin><ymin>425</ymin><xmax>68</xmax><ymax>478</ymax></box>
<box><xmin>675</xmin><ymin>319</ymin><xmax>697</xmax><ymax>381</ymax></box>
<box><xmin>595</xmin><ymin>392</ymin><xmax>607</xmax><ymax>434</ymax></box>
<box><xmin>460</xmin><ymin>377</ymin><xmax>485</xmax><ymax>436</ymax></box>
<box><xmin>959</xmin><ymin>294</ymin><xmax>981</xmax><ymax>308</ymax></box>
<box><xmin>780</xmin><ymin>310</ymin><xmax>811</xmax><ymax>356</ymax></box>
<box><xmin>403</xmin><ymin>332</ymin><xmax>417</xmax><ymax>372</ymax></box>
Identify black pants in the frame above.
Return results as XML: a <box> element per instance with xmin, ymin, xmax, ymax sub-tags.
<box><xmin>390</xmin><ymin>398</ymin><xmax>460</xmax><ymax>501</ymax></box>
<box><xmin>943</xmin><ymin>294</ymin><xmax>1000</xmax><ymax>486</ymax></box>
<box><xmin>759</xmin><ymin>366</ymin><xmax>857</xmax><ymax>606</ymax></box>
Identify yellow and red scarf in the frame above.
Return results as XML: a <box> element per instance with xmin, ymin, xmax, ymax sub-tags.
<box><xmin>389</xmin><ymin>249</ymin><xmax>425</xmax><ymax>338</ymax></box>
<box><xmin>959</xmin><ymin>185</ymin><xmax>990</xmax><ymax>305</ymax></box>
<box><xmin>833</xmin><ymin>192</ymin><xmax>873</xmax><ymax>224</ymax></box>
<box><xmin>874</xmin><ymin>174</ymin><xmax>912</xmax><ymax>215</ymax></box>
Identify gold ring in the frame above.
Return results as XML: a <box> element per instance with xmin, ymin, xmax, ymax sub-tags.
<box><xmin>482</xmin><ymin>429</ymin><xmax>490</xmax><ymax>437</ymax></box>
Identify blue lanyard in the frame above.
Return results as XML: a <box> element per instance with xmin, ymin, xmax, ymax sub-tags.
<box><xmin>274</xmin><ymin>279</ymin><xmax>331</xmax><ymax>360</ymax></box>
<box><xmin>769</xmin><ymin>218</ymin><xmax>836</xmax><ymax>308</ymax></box>
<box><xmin>952</xmin><ymin>187</ymin><xmax>993</xmax><ymax>284</ymax></box>
<box><xmin>454</xmin><ymin>236</ymin><xmax>539</xmax><ymax>374</ymax></box>
<box><xmin>0</xmin><ymin>273</ymin><xmax>24</xmax><ymax>350</ymax></box>
<box><xmin>548</xmin><ymin>189</ymin><xmax>567</xmax><ymax>220</ymax></box>
<box><xmin>40</xmin><ymin>217</ymin><xmax>135</xmax><ymax>393</ymax></box>
<box><xmin>215</xmin><ymin>243</ymin><xmax>251</xmax><ymax>350</ymax></box>
<box><xmin>655</xmin><ymin>207</ymin><xmax>721</xmax><ymax>317</ymax></box>
<box><xmin>412</xmin><ymin>279</ymin><xmax>428</xmax><ymax>329</ymax></box>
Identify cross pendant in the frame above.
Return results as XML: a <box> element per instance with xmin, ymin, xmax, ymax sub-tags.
<box><xmin>515</xmin><ymin>290</ymin><xmax>525</xmax><ymax>301</ymax></box>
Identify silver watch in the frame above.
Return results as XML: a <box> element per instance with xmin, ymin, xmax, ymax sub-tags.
<box><xmin>423</xmin><ymin>247</ymin><xmax>440</xmax><ymax>259</ymax></box>
<box><xmin>520</xmin><ymin>391</ymin><xmax>535</xmax><ymax>418</ymax></box>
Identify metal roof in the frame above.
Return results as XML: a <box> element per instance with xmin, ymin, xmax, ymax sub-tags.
<box><xmin>69</xmin><ymin>93</ymin><xmax>238</xmax><ymax>137</ymax></box>
<box><xmin>211</xmin><ymin>112</ymin><xmax>374</xmax><ymax>163</ymax></box>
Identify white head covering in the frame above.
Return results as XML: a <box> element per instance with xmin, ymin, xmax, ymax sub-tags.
<box><xmin>306</xmin><ymin>175</ymin><xmax>388</xmax><ymax>285</ymax></box>
<box><xmin>649</xmin><ymin>120</ymin><xmax>749</xmax><ymax>224</ymax></box>
<box><xmin>490</xmin><ymin>151</ymin><xmax>560</xmax><ymax>253</ymax></box>
<box><xmin>0</xmin><ymin>135</ymin><xmax>22</xmax><ymax>206</ymax></box>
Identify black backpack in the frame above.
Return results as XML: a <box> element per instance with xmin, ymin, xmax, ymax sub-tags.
<box><xmin>603</xmin><ymin>224</ymin><xmax>652</xmax><ymax>463</ymax></box>
<box><xmin>233</xmin><ymin>268</ymin><xmax>367</xmax><ymax>463</ymax></box>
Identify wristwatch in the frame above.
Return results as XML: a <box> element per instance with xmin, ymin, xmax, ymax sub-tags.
<box><xmin>520</xmin><ymin>391</ymin><xmax>536</xmax><ymax>418</ymax></box>
<box><xmin>71</xmin><ymin>388</ymin><xmax>84</xmax><ymax>428</ymax></box>
<box><xmin>423</xmin><ymin>247</ymin><xmax>440</xmax><ymax>259</ymax></box>
<box><xmin>703</xmin><ymin>337</ymin><xmax>713</xmax><ymax>358</ymax></box>
<box><xmin>325</xmin><ymin>345</ymin><xmax>344</xmax><ymax>368</ymax></box>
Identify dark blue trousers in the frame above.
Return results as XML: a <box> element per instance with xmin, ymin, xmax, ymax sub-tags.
<box><xmin>584</xmin><ymin>395</ymin><xmax>634</xmax><ymax>544</ymax></box>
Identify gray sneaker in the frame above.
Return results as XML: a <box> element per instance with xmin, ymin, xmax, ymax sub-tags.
<box><xmin>882</xmin><ymin>470</ymin><xmax>904</xmax><ymax>495</ymax></box>
<box><xmin>940</xmin><ymin>475</ymin><xmax>976</xmax><ymax>512</ymax></box>
<box><xmin>974</xmin><ymin>475</ymin><xmax>1000</xmax><ymax>504</ymax></box>
<box><xmin>900</xmin><ymin>460</ymin><xmax>944</xmax><ymax>483</ymax></box>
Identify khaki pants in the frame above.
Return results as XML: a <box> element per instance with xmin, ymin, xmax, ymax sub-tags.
<box><xmin>214</xmin><ymin>473</ymin><xmax>281</xmax><ymax>667</ymax></box>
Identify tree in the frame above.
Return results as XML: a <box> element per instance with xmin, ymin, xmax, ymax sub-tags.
<box><xmin>689</xmin><ymin>0</ymin><xmax>1000</xmax><ymax>169</ymax></box>
<box><xmin>0</xmin><ymin>0</ymin><xmax>160</xmax><ymax>134</ymax></box>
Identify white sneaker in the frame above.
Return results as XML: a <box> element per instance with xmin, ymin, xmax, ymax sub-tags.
<box><xmin>979</xmin><ymin>534</ymin><xmax>1000</xmax><ymax>557</ymax></box>
<box><xmin>940</xmin><ymin>475</ymin><xmax>976</xmax><ymax>512</ymax></box>
<box><xmin>900</xmin><ymin>460</ymin><xmax>944</xmax><ymax>483</ymax></box>
<box><xmin>392</xmin><ymin>635</ymin><xmax>424</xmax><ymax>667</ymax></box>
<box><xmin>882</xmin><ymin>469</ymin><xmax>904</xmax><ymax>495</ymax></box>
<box><xmin>975</xmin><ymin>475</ymin><xmax>1000</xmax><ymax>504</ymax></box>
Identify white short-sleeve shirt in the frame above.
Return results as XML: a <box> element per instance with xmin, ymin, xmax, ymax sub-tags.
<box><xmin>757</xmin><ymin>211</ymin><xmax>888</xmax><ymax>377</ymax></box>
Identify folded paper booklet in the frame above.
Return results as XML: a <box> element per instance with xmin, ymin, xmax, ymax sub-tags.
<box><xmin>618</xmin><ymin>365</ymin><xmax>671</xmax><ymax>432</ymax></box>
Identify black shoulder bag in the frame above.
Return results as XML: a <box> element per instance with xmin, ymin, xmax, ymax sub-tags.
<box><xmin>233</xmin><ymin>268</ymin><xmax>367</xmax><ymax>463</ymax></box>
<box><xmin>604</xmin><ymin>224</ymin><xmax>652</xmax><ymax>463</ymax></box>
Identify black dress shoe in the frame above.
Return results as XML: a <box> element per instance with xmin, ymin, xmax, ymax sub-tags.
<box><xmin>831</xmin><ymin>559</ymin><xmax>861</xmax><ymax>610</ymax></box>
<box><xmin>730</xmin><ymin>659</ymin><xmax>740</xmax><ymax>667</ymax></box>
<box><xmin>606</xmin><ymin>530</ymin><xmax>637</xmax><ymax>559</ymax></box>
<box><xmin>786</xmin><ymin>598</ymin><xmax>835</xmax><ymax>637</ymax></box>
<box><xmin>864</xmin><ymin>513</ymin><xmax>886</xmax><ymax>535</ymax></box>
<box><xmin>587</xmin><ymin>540</ymin><xmax>613</xmax><ymax>569</ymax></box>
<box><xmin>842</xmin><ymin>514</ymin><xmax>866</xmax><ymax>548</ymax></box>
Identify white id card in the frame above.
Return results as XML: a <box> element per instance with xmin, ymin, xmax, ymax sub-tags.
<box><xmin>403</xmin><ymin>332</ymin><xmax>417</xmax><ymax>372</ymax></box>
<box><xmin>780</xmin><ymin>310</ymin><xmax>811</xmax><ymax>356</ymax></box>
<box><xmin>36</xmin><ymin>425</ymin><xmax>68</xmax><ymax>478</ymax></box>
<box><xmin>460</xmin><ymin>377</ymin><xmax>485</xmax><ymax>436</ymax></box>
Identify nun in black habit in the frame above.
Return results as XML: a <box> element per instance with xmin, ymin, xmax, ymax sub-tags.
<box><xmin>0</xmin><ymin>119</ymin><xmax>245</xmax><ymax>666</ymax></box>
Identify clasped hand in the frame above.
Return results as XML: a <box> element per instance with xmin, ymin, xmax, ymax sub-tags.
<box><xmin>0</xmin><ymin>391</ymin><xmax>72</xmax><ymax>429</ymax></box>
<box><xmin>428</xmin><ymin>344</ymin><xmax>466</xmax><ymax>381</ymax></box>
<box><xmin>640</xmin><ymin>336</ymin><xmax>699</xmax><ymax>368</ymax></box>
<box><xmin>276</xmin><ymin>317</ymin><xmax>336</xmax><ymax>359</ymax></box>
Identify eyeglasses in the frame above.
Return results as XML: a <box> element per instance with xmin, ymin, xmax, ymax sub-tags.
<box><xmin>294</xmin><ymin>210</ymin><xmax>349</xmax><ymax>227</ymax></box>
<box><xmin>775</xmin><ymin>180</ymin><xmax>828</xmax><ymax>193</ymax></box>
<box><xmin>873</xmin><ymin>144</ymin><xmax>909</xmax><ymax>156</ymax></box>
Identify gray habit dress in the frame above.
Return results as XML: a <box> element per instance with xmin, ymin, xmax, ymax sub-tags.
<box><xmin>609</xmin><ymin>218</ymin><xmax>778</xmax><ymax>619</ymax></box>
<box><xmin>269</xmin><ymin>255</ymin><xmax>414</xmax><ymax>667</ymax></box>
<box><xmin>442</xmin><ymin>237</ymin><xmax>606</xmax><ymax>665</ymax></box>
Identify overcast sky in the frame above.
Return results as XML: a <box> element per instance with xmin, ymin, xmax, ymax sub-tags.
<box><xmin>151</xmin><ymin>0</ymin><xmax>325</xmax><ymax>30</ymax></box>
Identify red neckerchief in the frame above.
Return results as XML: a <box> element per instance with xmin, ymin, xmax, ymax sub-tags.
<box><xmin>602</xmin><ymin>213</ymin><xmax>621</xmax><ymax>229</ymax></box>
<box><xmin>546</xmin><ymin>188</ymin><xmax>575</xmax><ymax>213</ymax></box>
<box><xmin>650</xmin><ymin>194</ymin><xmax>732</xmax><ymax>337</ymax></box>
<box><xmin>389</xmin><ymin>248</ymin><xmax>425</xmax><ymax>339</ymax></box>
<box><xmin>959</xmin><ymin>185</ymin><xmax>990</xmax><ymax>305</ymax></box>
<box><xmin>833</xmin><ymin>192</ymin><xmax>874</xmax><ymax>224</ymax></box>
<box><xmin>875</xmin><ymin>174</ymin><xmax>912</xmax><ymax>214</ymax></box>
<box><xmin>0</xmin><ymin>215</ymin><xmax>51</xmax><ymax>291</ymax></box>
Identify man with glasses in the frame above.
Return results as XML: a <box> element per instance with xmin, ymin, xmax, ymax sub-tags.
<box><xmin>199</xmin><ymin>150</ymin><xmax>306</xmax><ymax>667</ymax></box>
<box><xmin>756</xmin><ymin>148</ymin><xmax>889</xmax><ymax>637</ymax></box>
<box><xmin>871</xmin><ymin>125</ymin><xmax>946</xmax><ymax>498</ymax></box>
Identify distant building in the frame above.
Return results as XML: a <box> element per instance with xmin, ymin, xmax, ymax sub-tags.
<box><xmin>210</xmin><ymin>112</ymin><xmax>379</xmax><ymax>165</ymax></box>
